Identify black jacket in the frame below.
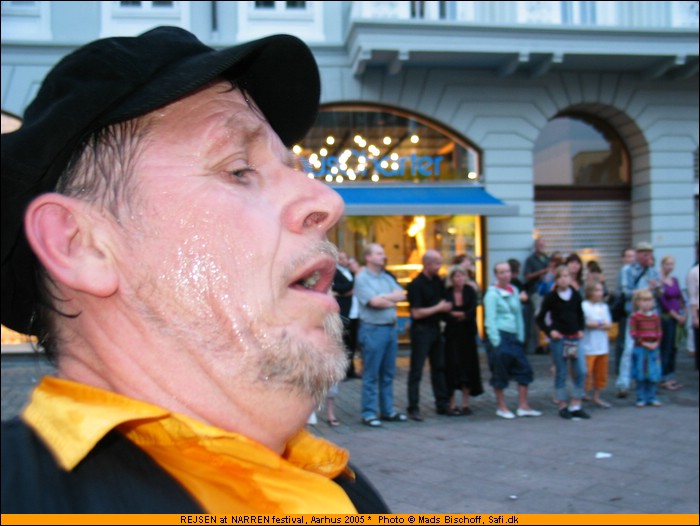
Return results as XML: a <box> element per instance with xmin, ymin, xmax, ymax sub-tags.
<box><xmin>1</xmin><ymin>417</ymin><xmax>390</xmax><ymax>513</ymax></box>
<box><xmin>536</xmin><ymin>287</ymin><xmax>585</xmax><ymax>336</ymax></box>
<box><xmin>332</xmin><ymin>267</ymin><xmax>355</xmax><ymax>319</ymax></box>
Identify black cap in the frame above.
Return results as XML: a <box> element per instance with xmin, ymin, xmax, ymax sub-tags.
<box><xmin>1</xmin><ymin>26</ymin><xmax>321</xmax><ymax>335</ymax></box>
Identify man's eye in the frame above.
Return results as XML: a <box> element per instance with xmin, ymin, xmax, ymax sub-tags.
<box><xmin>228</xmin><ymin>166</ymin><xmax>256</xmax><ymax>180</ymax></box>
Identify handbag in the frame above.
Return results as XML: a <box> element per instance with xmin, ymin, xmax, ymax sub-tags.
<box><xmin>675</xmin><ymin>320</ymin><xmax>688</xmax><ymax>350</ymax></box>
<box><xmin>562</xmin><ymin>340</ymin><xmax>579</xmax><ymax>358</ymax></box>
<box><xmin>607</xmin><ymin>293</ymin><xmax>626</xmax><ymax>323</ymax></box>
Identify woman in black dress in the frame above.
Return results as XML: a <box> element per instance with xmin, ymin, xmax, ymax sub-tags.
<box><xmin>444</xmin><ymin>265</ymin><xmax>484</xmax><ymax>415</ymax></box>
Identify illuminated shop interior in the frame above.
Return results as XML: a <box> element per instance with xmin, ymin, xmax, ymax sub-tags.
<box><xmin>292</xmin><ymin>105</ymin><xmax>494</xmax><ymax>342</ymax></box>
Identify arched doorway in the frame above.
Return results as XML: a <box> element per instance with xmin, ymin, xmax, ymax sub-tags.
<box><xmin>533</xmin><ymin>111</ymin><xmax>632</xmax><ymax>290</ymax></box>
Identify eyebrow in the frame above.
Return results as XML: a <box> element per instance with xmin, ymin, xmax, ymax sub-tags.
<box><xmin>203</xmin><ymin>110</ymin><xmax>266</xmax><ymax>159</ymax></box>
<box><xmin>207</xmin><ymin>110</ymin><xmax>300</xmax><ymax>172</ymax></box>
<box><xmin>230</xmin><ymin>113</ymin><xmax>265</xmax><ymax>148</ymax></box>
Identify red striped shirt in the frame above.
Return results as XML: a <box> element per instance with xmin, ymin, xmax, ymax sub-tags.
<box><xmin>629</xmin><ymin>311</ymin><xmax>662</xmax><ymax>344</ymax></box>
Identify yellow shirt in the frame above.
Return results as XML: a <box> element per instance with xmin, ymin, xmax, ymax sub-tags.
<box><xmin>22</xmin><ymin>376</ymin><xmax>358</xmax><ymax>513</ymax></box>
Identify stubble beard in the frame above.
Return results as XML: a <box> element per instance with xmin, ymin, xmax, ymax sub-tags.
<box><xmin>254</xmin><ymin>311</ymin><xmax>348</xmax><ymax>406</ymax></box>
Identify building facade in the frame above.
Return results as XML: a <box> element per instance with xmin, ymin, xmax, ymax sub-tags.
<box><xmin>2</xmin><ymin>1</ymin><xmax>698</xmax><ymax>317</ymax></box>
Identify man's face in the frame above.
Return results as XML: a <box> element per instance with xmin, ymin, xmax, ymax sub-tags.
<box><xmin>637</xmin><ymin>250</ymin><xmax>654</xmax><ymax>267</ymax></box>
<box><xmin>365</xmin><ymin>245</ymin><xmax>386</xmax><ymax>268</ymax></box>
<box><xmin>535</xmin><ymin>239</ymin><xmax>546</xmax><ymax>253</ymax></box>
<box><xmin>337</xmin><ymin>251</ymin><xmax>349</xmax><ymax>268</ymax></box>
<box><xmin>623</xmin><ymin>249</ymin><xmax>636</xmax><ymax>265</ymax></box>
<box><xmin>110</xmin><ymin>82</ymin><xmax>346</xmax><ymax>401</ymax></box>
<box><xmin>426</xmin><ymin>256</ymin><xmax>443</xmax><ymax>277</ymax></box>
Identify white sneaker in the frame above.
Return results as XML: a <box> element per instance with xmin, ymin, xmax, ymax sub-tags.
<box><xmin>496</xmin><ymin>409</ymin><xmax>516</xmax><ymax>419</ymax></box>
<box><xmin>517</xmin><ymin>408</ymin><xmax>543</xmax><ymax>417</ymax></box>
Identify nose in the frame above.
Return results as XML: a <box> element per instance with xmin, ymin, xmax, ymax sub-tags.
<box><xmin>281</xmin><ymin>172</ymin><xmax>345</xmax><ymax>235</ymax></box>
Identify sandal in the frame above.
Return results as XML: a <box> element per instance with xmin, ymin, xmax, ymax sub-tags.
<box><xmin>594</xmin><ymin>399</ymin><xmax>611</xmax><ymax>408</ymax></box>
<box><xmin>327</xmin><ymin>418</ymin><xmax>340</xmax><ymax>427</ymax></box>
<box><xmin>666</xmin><ymin>381</ymin><xmax>682</xmax><ymax>391</ymax></box>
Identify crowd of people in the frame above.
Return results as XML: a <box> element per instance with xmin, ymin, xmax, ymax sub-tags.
<box><xmin>326</xmin><ymin>238</ymin><xmax>698</xmax><ymax>426</ymax></box>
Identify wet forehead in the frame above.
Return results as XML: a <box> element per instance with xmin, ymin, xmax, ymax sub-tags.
<box><xmin>152</xmin><ymin>83</ymin><xmax>294</xmax><ymax>164</ymax></box>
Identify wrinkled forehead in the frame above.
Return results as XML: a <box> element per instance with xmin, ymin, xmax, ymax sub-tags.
<box><xmin>151</xmin><ymin>82</ymin><xmax>262</xmax><ymax>133</ymax></box>
<box><xmin>142</xmin><ymin>82</ymin><xmax>293</xmax><ymax>162</ymax></box>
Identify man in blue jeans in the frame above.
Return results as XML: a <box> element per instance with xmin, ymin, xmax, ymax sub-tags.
<box><xmin>354</xmin><ymin>244</ymin><xmax>408</xmax><ymax>427</ymax></box>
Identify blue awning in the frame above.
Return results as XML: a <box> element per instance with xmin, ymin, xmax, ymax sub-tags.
<box><xmin>331</xmin><ymin>184</ymin><xmax>518</xmax><ymax>216</ymax></box>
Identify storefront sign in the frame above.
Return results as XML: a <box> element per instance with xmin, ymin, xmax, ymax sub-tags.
<box><xmin>310</xmin><ymin>150</ymin><xmax>444</xmax><ymax>179</ymax></box>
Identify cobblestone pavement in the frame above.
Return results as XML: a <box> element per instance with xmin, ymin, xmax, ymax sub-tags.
<box><xmin>2</xmin><ymin>347</ymin><xmax>698</xmax><ymax>514</ymax></box>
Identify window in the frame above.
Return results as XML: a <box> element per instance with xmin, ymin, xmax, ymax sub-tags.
<box><xmin>562</xmin><ymin>1</ymin><xmax>597</xmax><ymax>25</ymax></box>
<box><xmin>534</xmin><ymin>114</ymin><xmax>630</xmax><ymax>198</ymax></box>
<box><xmin>117</xmin><ymin>1</ymin><xmax>175</xmax><ymax>11</ymax></box>
<box><xmin>409</xmin><ymin>1</ymin><xmax>459</xmax><ymax>21</ymax></box>
<box><xmin>239</xmin><ymin>1</ymin><xmax>322</xmax><ymax>42</ymax></box>
<box><xmin>1</xmin><ymin>0</ymin><xmax>52</xmax><ymax>41</ymax></box>
<box><xmin>254</xmin><ymin>1</ymin><xmax>306</xmax><ymax>9</ymax></box>
<box><xmin>101</xmin><ymin>0</ymin><xmax>189</xmax><ymax>37</ymax></box>
<box><xmin>250</xmin><ymin>1</ymin><xmax>310</xmax><ymax>17</ymax></box>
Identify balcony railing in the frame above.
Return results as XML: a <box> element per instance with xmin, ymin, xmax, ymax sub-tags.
<box><xmin>350</xmin><ymin>1</ymin><xmax>699</xmax><ymax>30</ymax></box>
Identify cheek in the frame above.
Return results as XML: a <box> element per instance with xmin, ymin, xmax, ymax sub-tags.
<box><xmin>136</xmin><ymin>193</ymin><xmax>277</xmax><ymax>311</ymax></box>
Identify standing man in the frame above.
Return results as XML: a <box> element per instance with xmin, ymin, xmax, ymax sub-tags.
<box><xmin>333</xmin><ymin>251</ymin><xmax>361</xmax><ymax>379</ymax></box>
<box><xmin>613</xmin><ymin>247</ymin><xmax>637</xmax><ymax>375</ymax></box>
<box><xmin>406</xmin><ymin>250</ymin><xmax>453</xmax><ymax>421</ymax></box>
<box><xmin>615</xmin><ymin>242</ymin><xmax>662</xmax><ymax>398</ymax></box>
<box><xmin>523</xmin><ymin>238</ymin><xmax>550</xmax><ymax>354</ymax></box>
<box><xmin>354</xmin><ymin>244</ymin><xmax>408</xmax><ymax>427</ymax></box>
<box><xmin>1</xmin><ymin>27</ymin><xmax>389</xmax><ymax>513</ymax></box>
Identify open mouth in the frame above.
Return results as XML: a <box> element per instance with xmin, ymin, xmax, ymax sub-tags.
<box><xmin>290</xmin><ymin>258</ymin><xmax>336</xmax><ymax>294</ymax></box>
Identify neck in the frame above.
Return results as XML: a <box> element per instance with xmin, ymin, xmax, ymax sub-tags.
<box><xmin>56</xmin><ymin>303</ymin><xmax>309</xmax><ymax>454</ymax></box>
<box><xmin>367</xmin><ymin>263</ymin><xmax>383</xmax><ymax>274</ymax></box>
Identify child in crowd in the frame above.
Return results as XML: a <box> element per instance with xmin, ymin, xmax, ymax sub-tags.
<box><xmin>536</xmin><ymin>266</ymin><xmax>588</xmax><ymax>420</ymax></box>
<box><xmin>537</xmin><ymin>252</ymin><xmax>563</xmax><ymax>296</ymax></box>
<box><xmin>629</xmin><ymin>289</ymin><xmax>663</xmax><ymax>407</ymax></box>
<box><xmin>585</xmin><ymin>260</ymin><xmax>609</xmax><ymax>298</ymax></box>
<box><xmin>581</xmin><ymin>282</ymin><xmax>613</xmax><ymax>408</ymax></box>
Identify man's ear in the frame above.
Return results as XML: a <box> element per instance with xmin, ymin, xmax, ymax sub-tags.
<box><xmin>24</xmin><ymin>193</ymin><xmax>119</xmax><ymax>297</ymax></box>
